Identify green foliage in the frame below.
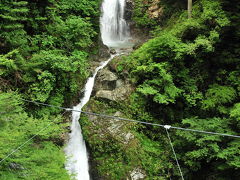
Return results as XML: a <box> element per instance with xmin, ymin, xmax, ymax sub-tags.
<box><xmin>0</xmin><ymin>0</ymin><xmax>99</xmax><ymax>103</ymax></box>
<box><xmin>0</xmin><ymin>92</ymin><xmax>22</xmax><ymax>126</ymax></box>
<box><xmin>117</xmin><ymin>0</ymin><xmax>240</xmax><ymax>178</ymax></box>
<box><xmin>0</xmin><ymin>1</ymin><xmax>29</xmax><ymax>53</ymax></box>
<box><xmin>0</xmin><ymin>50</ymin><xmax>18</xmax><ymax>76</ymax></box>
<box><xmin>0</xmin><ymin>0</ymin><xmax>101</xmax><ymax>178</ymax></box>
<box><xmin>175</xmin><ymin>117</ymin><xmax>240</xmax><ymax>178</ymax></box>
<box><xmin>135</xmin><ymin>133</ymin><xmax>171</xmax><ymax>179</ymax></box>
<box><xmin>0</xmin><ymin>92</ymin><xmax>69</xmax><ymax>179</ymax></box>
<box><xmin>230</xmin><ymin>103</ymin><xmax>240</xmax><ymax>120</ymax></box>
<box><xmin>228</xmin><ymin>71</ymin><xmax>240</xmax><ymax>95</ymax></box>
<box><xmin>46</xmin><ymin>15</ymin><xmax>96</xmax><ymax>51</ymax></box>
<box><xmin>56</xmin><ymin>0</ymin><xmax>101</xmax><ymax>18</ymax></box>
<box><xmin>121</xmin><ymin>0</ymin><xmax>233</xmax><ymax>112</ymax></box>
<box><xmin>28</xmin><ymin>71</ymin><xmax>55</xmax><ymax>102</ymax></box>
<box><xmin>132</xmin><ymin>0</ymin><xmax>157</xmax><ymax>27</ymax></box>
<box><xmin>135</xmin><ymin>62</ymin><xmax>182</xmax><ymax>104</ymax></box>
<box><xmin>202</xmin><ymin>84</ymin><xmax>236</xmax><ymax>110</ymax></box>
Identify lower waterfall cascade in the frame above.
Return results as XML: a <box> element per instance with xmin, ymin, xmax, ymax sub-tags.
<box><xmin>64</xmin><ymin>55</ymin><xmax>116</xmax><ymax>180</ymax></box>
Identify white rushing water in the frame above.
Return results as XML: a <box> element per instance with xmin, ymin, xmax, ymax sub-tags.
<box><xmin>65</xmin><ymin>0</ymin><xmax>131</xmax><ymax>179</ymax></box>
<box><xmin>64</xmin><ymin>56</ymin><xmax>116</xmax><ymax>180</ymax></box>
<box><xmin>100</xmin><ymin>0</ymin><xmax>131</xmax><ymax>47</ymax></box>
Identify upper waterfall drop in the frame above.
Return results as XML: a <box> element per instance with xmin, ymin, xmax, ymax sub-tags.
<box><xmin>100</xmin><ymin>0</ymin><xmax>131</xmax><ymax>48</ymax></box>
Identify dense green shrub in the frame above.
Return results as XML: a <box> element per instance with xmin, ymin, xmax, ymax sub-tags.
<box><xmin>0</xmin><ymin>92</ymin><xmax>69</xmax><ymax>179</ymax></box>
<box><xmin>116</xmin><ymin>0</ymin><xmax>240</xmax><ymax>178</ymax></box>
<box><xmin>0</xmin><ymin>0</ymin><xmax>101</xmax><ymax>178</ymax></box>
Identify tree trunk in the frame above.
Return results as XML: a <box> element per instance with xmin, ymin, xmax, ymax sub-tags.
<box><xmin>188</xmin><ymin>0</ymin><xmax>192</xmax><ymax>18</ymax></box>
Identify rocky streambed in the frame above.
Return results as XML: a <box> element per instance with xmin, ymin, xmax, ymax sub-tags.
<box><xmin>79</xmin><ymin>48</ymin><xmax>147</xmax><ymax>179</ymax></box>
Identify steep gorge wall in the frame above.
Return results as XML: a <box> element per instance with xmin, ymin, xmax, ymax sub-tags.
<box><xmin>124</xmin><ymin>0</ymin><xmax>164</xmax><ymax>46</ymax></box>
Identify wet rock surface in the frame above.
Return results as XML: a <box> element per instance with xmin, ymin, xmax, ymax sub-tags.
<box><xmin>98</xmin><ymin>39</ymin><xmax>110</xmax><ymax>58</ymax></box>
<box><xmin>110</xmin><ymin>48</ymin><xmax>117</xmax><ymax>54</ymax></box>
<box><xmin>125</xmin><ymin>0</ymin><xmax>134</xmax><ymax>21</ymax></box>
<box><xmin>83</xmin><ymin>53</ymin><xmax>146</xmax><ymax>179</ymax></box>
<box><xmin>130</xmin><ymin>168</ymin><xmax>146</xmax><ymax>180</ymax></box>
<box><xmin>93</xmin><ymin>55</ymin><xmax>134</xmax><ymax>101</ymax></box>
<box><xmin>9</xmin><ymin>163</ymin><xmax>25</xmax><ymax>170</ymax></box>
<box><xmin>95</xmin><ymin>83</ymin><xmax>133</xmax><ymax>101</ymax></box>
<box><xmin>147</xmin><ymin>0</ymin><xmax>163</xmax><ymax>19</ymax></box>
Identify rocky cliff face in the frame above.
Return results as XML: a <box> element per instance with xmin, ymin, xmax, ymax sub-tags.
<box><xmin>81</xmin><ymin>54</ymin><xmax>146</xmax><ymax>179</ymax></box>
<box><xmin>125</xmin><ymin>0</ymin><xmax>134</xmax><ymax>22</ymax></box>
<box><xmin>124</xmin><ymin>0</ymin><xmax>165</xmax><ymax>50</ymax></box>
<box><xmin>94</xmin><ymin>67</ymin><xmax>133</xmax><ymax>102</ymax></box>
<box><xmin>147</xmin><ymin>0</ymin><xmax>163</xmax><ymax>19</ymax></box>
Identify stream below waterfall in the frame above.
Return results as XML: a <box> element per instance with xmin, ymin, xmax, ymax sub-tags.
<box><xmin>64</xmin><ymin>0</ymin><xmax>132</xmax><ymax>179</ymax></box>
<box><xmin>64</xmin><ymin>55</ymin><xmax>117</xmax><ymax>180</ymax></box>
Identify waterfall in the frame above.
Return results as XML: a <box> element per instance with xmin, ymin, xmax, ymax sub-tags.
<box><xmin>64</xmin><ymin>0</ymin><xmax>130</xmax><ymax>179</ymax></box>
<box><xmin>100</xmin><ymin>0</ymin><xmax>131</xmax><ymax>47</ymax></box>
<box><xmin>64</xmin><ymin>56</ymin><xmax>116</xmax><ymax>180</ymax></box>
